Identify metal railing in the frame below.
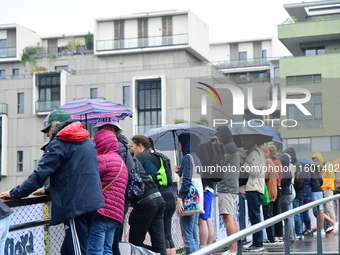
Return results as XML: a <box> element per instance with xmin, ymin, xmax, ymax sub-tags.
<box><xmin>193</xmin><ymin>194</ymin><xmax>340</xmax><ymax>255</ymax></box>
<box><xmin>96</xmin><ymin>33</ymin><xmax>188</xmax><ymax>51</ymax></box>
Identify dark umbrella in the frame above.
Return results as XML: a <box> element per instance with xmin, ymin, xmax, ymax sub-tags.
<box><xmin>229</xmin><ymin>126</ymin><xmax>274</xmax><ymax>147</ymax></box>
<box><xmin>144</xmin><ymin>122</ymin><xmax>217</xmax><ymax>151</ymax></box>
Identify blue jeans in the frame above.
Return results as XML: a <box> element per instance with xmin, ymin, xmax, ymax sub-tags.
<box><xmin>88</xmin><ymin>213</ymin><xmax>119</xmax><ymax>255</ymax></box>
<box><xmin>246</xmin><ymin>191</ymin><xmax>263</xmax><ymax>247</ymax></box>
<box><xmin>180</xmin><ymin>214</ymin><xmax>199</xmax><ymax>254</ymax></box>
<box><xmin>0</xmin><ymin>216</ymin><xmax>10</xmax><ymax>254</ymax></box>
<box><xmin>293</xmin><ymin>198</ymin><xmax>303</xmax><ymax>236</ymax></box>
<box><xmin>302</xmin><ymin>195</ymin><xmax>311</xmax><ymax>230</ymax></box>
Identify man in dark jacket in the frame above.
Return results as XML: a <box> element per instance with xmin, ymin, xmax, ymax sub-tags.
<box><xmin>0</xmin><ymin>110</ymin><xmax>105</xmax><ymax>255</ymax></box>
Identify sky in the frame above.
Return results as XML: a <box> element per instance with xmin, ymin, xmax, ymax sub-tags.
<box><xmin>0</xmin><ymin>0</ymin><xmax>315</xmax><ymax>42</ymax></box>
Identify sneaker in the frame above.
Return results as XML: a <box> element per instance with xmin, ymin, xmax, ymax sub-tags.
<box><xmin>319</xmin><ymin>230</ymin><xmax>326</xmax><ymax>236</ymax></box>
<box><xmin>263</xmin><ymin>240</ymin><xmax>282</xmax><ymax>245</ymax></box>
<box><xmin>262</xmin><ymin>239</ymin><xmax>271</xmax><ymax>245</ymax></box>
<box><xmin>222</xmin><ymin>250</ymin><xmax>237</xmax><ymax>255</ymax></box>
<box><xmin>242</xmin><ymin>242</ymin><xmax>253</xmax><ymax>249</ymax></box>
<box><xmin>296</xmin><ymin>235</ymin><xmax>304</xmax><ymax>240</ymax></box>
<box><xmin>303</xmin><ymin>230</ymin><xmax>313</xmax><ymax>235</ymax></box>
<box><xmin>326</xmin><ymin>226</ymin><xmax>334</xmax><ymax>234</ymax></box>
<box><xmin>275</xmin><ymin>237</ymin><xmax>284</xmax><ymax>242</ymax></box>
<box><xmin>243</xmin><ymin>245</ymin><xmax>265</xmax><ymax>252</ymax></box>
<box><xmin>333</xmin><ymin>222</ymin><xmax>339</xmax><ymax>235</ymax></box>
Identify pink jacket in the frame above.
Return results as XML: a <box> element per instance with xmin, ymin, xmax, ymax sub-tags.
<box><xmin>94</xmin><ymin>130</ymin><xmax>128</xmax><ymax>223</ymax></box>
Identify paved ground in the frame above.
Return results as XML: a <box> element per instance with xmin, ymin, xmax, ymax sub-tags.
<box><xmin>213</xmin><ymin>233</ymin><xmax>340</xmax><ymax>254</ymax></box>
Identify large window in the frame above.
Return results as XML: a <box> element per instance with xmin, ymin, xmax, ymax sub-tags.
<box><xmin>136</xmin><ymin>79</ymin><xmax>161</xmax><ymax>133</ymax></box>
<box><xmin>36</xmin><ymin>73</ymin><xmax>61</xmax><ymax>112</ymax></box>
<box><xmin>13</xmin><ymin>69</ymin><xmax>19</xmax><ymax>79</ymax></box>
<box><xmin>262</xmin><ymin>50</ymin><xmax>267</xmax><ymax>58</ymax></box>
<box><xmin>138</xmin><ymin>19</ymin><xmax>148</xmax><ymax>47</ymax></box>
<box><xmin>286</xmin><ymin>74</ymin><xmax>321</xmax><ymax>85</ymax></box>
<box><xmin>287</xmin><ymin>93</ymin><xmax>322</xmax><ymax>129</ymax></box>
<box><xmin>162</xmin><ymin>16</ymin><xmax>172</xmax><ymax>45</ymax></box>
<box><xmin>114</xmin><ymin>20</ymin><xmax>124</xmax><ymax>49</ymax></box>
<box><xmin>17</xmin><ymin>151</ymin><xmax>23</xmax><ymax>172</ymax></box>
<box><xmin>18</xmin><ymin>93</ymin><xmax>24</xmax><ymax>114</ymax></box>
<box><xmin>287</xmin><ymin>138</ymin><xmax>311</xmax><ymax>153</ymax></box>
<box><xmin>0</xmin><ymin>39</ymin><xmax>6</xmax><ymax>58</ymax></box>
<box><xmin>304</xmin><ymin>46</ymin><xmax>325</xmax><ymax>56</ymax></box>
<box><xmin>123</xmin><ymin>86</ymin><xmax>130</xmax><ymax>107</ymax></box>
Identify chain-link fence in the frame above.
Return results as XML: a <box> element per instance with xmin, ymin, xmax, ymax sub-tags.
<box><xmin>5</xmin><ymin>190</ymin><xmax>229</xmax><ymax>255</ymax></box>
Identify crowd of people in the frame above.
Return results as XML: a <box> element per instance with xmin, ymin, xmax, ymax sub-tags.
<box><xmin>0</xmin><ymin>110</ymin><xmax>339</xmax><ymax>255</ymax></box>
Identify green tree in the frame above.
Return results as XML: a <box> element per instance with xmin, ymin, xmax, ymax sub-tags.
<box><xmin>85</xmin><ymin>32</ymin><xmax>94</xmax><ymax>50</ymax></box>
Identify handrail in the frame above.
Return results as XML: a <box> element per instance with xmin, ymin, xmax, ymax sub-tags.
<box><xmin>192</xmin><ymin>194</ymin><xmax>340</xmax><ymax>255</ymax></box>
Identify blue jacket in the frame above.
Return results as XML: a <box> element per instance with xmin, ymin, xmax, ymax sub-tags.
<box><xmin>10</xmin><ymin>120</ymin><xmax>105</xmax><ymax>225</ymax></box>
<box><xmin>177</xmin><ymin>133</ymin><xmax>202</xmax><ymax>199</ymax></box>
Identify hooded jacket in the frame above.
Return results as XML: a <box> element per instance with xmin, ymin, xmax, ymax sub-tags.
<box><xmin>312</xmin><ymin>152</ymin><xmax>335</xmax><ymax>191</ymax></box>
<box><xmin>268</xmin><ymin>145</ymin><xmax>283</xmax><ymax>187</ymax></box>
<box><xmin>94</xmin><ymin>130</ymin><xmax>128</xmax><ymax>224</ymax></box>
<box><xmin>177</xmin><ymin>133</ymin><xmax>202</xmax><ymax>199</ymax></box>
<box><xmin>261</xmin><ymin>146</ymin><xmax>278</xmax><ymax>201</ymax></box>
<box><xmin>242</xmin><ymin>143</ymin><xmax>265</xmax><ymax>194</ymax></box>
<box><xmin>215</xmin><ymin>126</ymin><xmax>240</xmax><ymax>194</ymax></box>
<box><xmin>10</xmin><ymin>120</ymin><xmax>105</xmax><ymax>225</ymax></box>
<box><xmin>278</xmin><ymin>154</ymin><xmax>293</xmax><ymax>196</ymax></box>
<box><xmin>0</xmin><ymin>201</ymin><xmax>13</xmax><ymax>219</ymax></box>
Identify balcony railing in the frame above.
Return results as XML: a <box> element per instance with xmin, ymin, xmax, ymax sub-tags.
<box><xmin>96</xmin><ymin>34</ymin><xmax>189</xmax><ymax>52</ymax></box>
<box><xmin>212</xmin><ymin>57</ymin><xmax>273</xmax><ymax>70</ymax></box>
<box><xmin>25</xmin><ymin>46</ymin><xmax>94</xmax><ymax>59</ymax></box>
<box><xmin>0</xmin><ymin>103</ymin><xmax>8</xmax><ymax>115</ymax></box>
<box><xmin>0</xmin><ymin>47</ymin><xmax>16</xmax><ymax>58</ymax></box>
<box><xmin>35</xmin><ymin>100</ymin><xmax>60</xmax><ymax>113</ymax></box>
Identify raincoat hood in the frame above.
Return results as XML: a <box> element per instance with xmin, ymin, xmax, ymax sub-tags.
<box><xmin>94</xmin><ymin>130</ymin><xmax>119</xmax><ymax>155</ymax></box>
<box><xmin>178</xmin><ymin>132</ymin><xmax>200</xmax><ymax>155</ymax></box>
<box><xmin>261</xmin><ymin>146</ymin><xmax>270</xmax><ymax>158</ymax></box>
<box><xmin>283</xmin><ymin>147</ymin><xmax>297</xmax><ymax>164</ymax></box>
<box><xmin>215</xmin><ymin>125</ymin><xmax>238</xmax><ymax>154</ymax></box>
<box><xmin>56</xmin><ymin>120</ymin><xmax>89</xmax><ymax>142</ymax></box>
<box><xmin>312</xmin><ymin>152</ymin><xmax>325</xmax><ymax>164</ymax></box>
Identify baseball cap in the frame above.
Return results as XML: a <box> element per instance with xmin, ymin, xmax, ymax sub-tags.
<box><xmin>41</xmin><ymin>110</ymin><xmax>71</xmax><ymax>133</ymax></box>
<box><xmin>93</xmin><ymin>115</ymin><xmax>122</xmax><ymax>131</ymax></box>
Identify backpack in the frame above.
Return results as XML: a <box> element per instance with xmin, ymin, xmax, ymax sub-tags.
<box><xmin>149</xmin><ymin>150</ymin><xmax>173</xmax><ymax>187</ymax></box>
<box><xmin>121</xmin><ymin>142</ymin><xmax>145</xmax><ymax>201</ymax></box>
<box><xmin>197</xmin><ymin>138</ymin><xmax>227</xmax><ymax>183</ymax></box>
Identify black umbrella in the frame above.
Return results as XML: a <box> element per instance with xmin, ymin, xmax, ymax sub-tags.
<box><xmin>229</xmin><ymin>126</ymin><xmax>274</xmax><ymax>147</ymax></box>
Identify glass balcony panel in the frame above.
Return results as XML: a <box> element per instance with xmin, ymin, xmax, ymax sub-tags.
<box><xmin>36</xmin><ymin>100</ymin><xmax>60</xmax><ymax>113</ymax></box>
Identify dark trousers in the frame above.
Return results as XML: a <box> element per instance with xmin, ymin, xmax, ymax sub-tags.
<box><xmin>246</xmin><ymin>191</ymin><xmax>263</xmax><ymax>247</ymax></box>
<box><xmin>129</xmin><ymin>196</ymin><xmax>167</xmax><ymax>255</ymax></box>
<box><xmin>60</xmin><ymin>211</ymin><xmax>97</xmax><ymax>255</ymax></box>
<box><xmin>161</xmin><ymin>189</ymin><xmax>176</xmax><ymax>249</ymax></box>
<box><xmin>274</xmin><ymin>187</ymin><xmax>283</xmax><ymax>237</ymax></box>
<box><xmin>263</xmin><ymin>202</ymin><xmax>275</xmax><ymax>242</ymax></box>
<box><xmin>112</xmin><ymin>204</ymin><xmax>129</xmax><ymax>255</ymax></box>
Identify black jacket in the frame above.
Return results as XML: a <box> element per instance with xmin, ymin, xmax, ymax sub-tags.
<box><xmin>10</xmin><ymin>120</ymin><xmax>105</xmax><ymax>225</ymax></box>
<box><xmin>0</xmin><ymin>201</ymin><xmax>13</xmax><ymax>219</ymax></box>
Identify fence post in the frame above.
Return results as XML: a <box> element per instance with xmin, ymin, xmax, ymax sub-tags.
<box><xmin>284</xmin><ymin>218</ymin><xmax>290</xmax><ymax>255</ymax></box>
<box><xmin>316</xmin><ymin>205</ymin><xmax>323</xmax><ymax>255</ymax></box>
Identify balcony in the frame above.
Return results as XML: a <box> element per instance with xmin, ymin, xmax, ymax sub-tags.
<box><xmin>0</xmin><ymin>103</ymin><xmax>8</xmax><ymax>115</ymax></box>
<box><xmin>0</xmin><ymin>47</ymin><xmax>16</xmax><ymax>58</ymax></box>
<box><xmin>24</xmin><ymin>46</ymin><xmax>93</xmax><ymax>59</ymax></box>
<box><xmin>96</xmin><ymin>34</ymin><xmax>188</xmax><ymax>52</ymax></box>
<box><xmin>212</xmin><ymin>57</ymin><xmax>271</xmax><ymax>70</ymax></box>
<box><xmin>278</xmin><ymin>19</ymin><xmax>340</xmax><ymax>56</ymax></box>
<box><xmin>35</xmin><ymin>100</ymin><xmax>60</xmax><ymax>113</ymax></box>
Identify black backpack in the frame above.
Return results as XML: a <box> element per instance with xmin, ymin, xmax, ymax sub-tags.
<box><xmin>197</xmin><ymin>138</ymin><xmax>227</xmax><ymax>183</ymax></box>
<box><xmin>150</xmin><ymin>150</ymin><xmax>173</xmax><ymax>187</ymax></box>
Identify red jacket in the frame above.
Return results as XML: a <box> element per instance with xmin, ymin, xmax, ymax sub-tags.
<box><xmin>94</xmin><ymin>130</ymin><xmax>128</xmax><ymax>223</ymax></box>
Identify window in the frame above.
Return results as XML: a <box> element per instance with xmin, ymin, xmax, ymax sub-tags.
<box><xmin>13</xmin><ymin>69</ymin><xmax>19</xmax><ymax>78</ymax></box>
<box><xmin>36</xmin><ymin>73</ymin><xmax>61</xmax><ymax>112</ymax></box>
<box><xmin>17</xmin><ymin>151</ymin><xmax>23</xmax><ymax>172</ymax></box>
<box><xmin>162</xmin><ymin>16</ymin><xmax>173</xmax><ymax>45</ymax></box>
<box><xmin>287</xmin><ymin>93</ymin><xmax>322</xmax><ymax>129</ymax></box>
<box><xmin>136</xmin><ymin>79</ymin><xmax>161</xmax><ymax>133</ymax></box>
<box><xmin>138</xmin><ymin>19</ymin><xmax>148</xmax><ymax>47</ymax></box>
<box><xmin>0</xmin><ymin>70</ymin><xmax>5</xmax><ymax>79</ymax></box>
<box><xmin>55</xmin><ymin>66</ymin><xmax>68</xmax><ymax>71</ymax></box>
<box><xmin>286</xmin><ymin>74</ymin><xmax>321</xmax><ymax>85</ymax></box>
<box><xmin>262</xmin><ymin>50</ymin><xmax>267</xmax><ymax>58</ymax></box>
<box><xmin>123</xmin><ymin>86</ymin><xmax>130</xmax><ymax>107</ymax></box>
<box><xmin>0</xmin><ymin>40</ymin><xmax>6</xmax><ymax>58</ymax></box>
<box><xmin>274</xmin><ymin>67</ymin><xmax>280</xmax><ymax>86</ymax></box>
<box><xmin>18</xmin><ymin>93</ymin><xmax>24</xmax><ymax>114</ymax></box>
<box><xmin>304</xmin><ymin>46</ymin><xmax>325</xmax><ymax>56</ymax></box>
<box><xmin>331</xmin><ymin>136</ymin><xmax>340</xmax><ymax>151</ymax></box>
<box><xmin>90</xmin><ymin>88</ymin><xmax>98</xmax><ymax>99</ymax></box>
<box><xmin>239</xmin><ymin>52</ymin><xmax>247</xmax><ymax>60</ymax></box>
<box><xmin>287</xmin><ymin>138</ymin><xmax>311</xmax><ymax>153</ymax></box>
<box><xmin>114</xmin><ymin>20</ymin><xmax>124</xmax><ymax>49</ymax></box>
